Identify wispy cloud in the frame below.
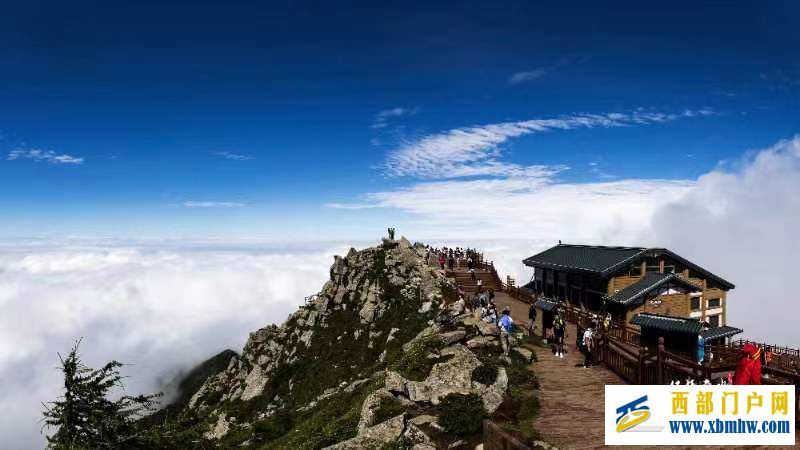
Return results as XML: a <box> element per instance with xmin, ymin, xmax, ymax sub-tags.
<box><xmin>182</xmin><ymin>201</ymin><xmax>245</xmax><ymax>208</ymax></box>
<box><xmin>324</xmin><ymin>202</ymin><xmax>381</xmax><ymax>210</ymax></box>
<box><xmin>214</xmin><ymin>151</ymin><xmax>254</xmax><ymax>161</ymax></box>
<box><xmin>372</xmin><ymin>107</ymin><xmax>418</xmax><ymax>129</ymax></box>
<box><xmin>508</xmin><ymin>57</ymin><xmax>576</xmax><ymax>85</ymax></box>
<box><xmin>385</xmin><ymin>109</ymin><xmax>714</xmax><ymax>179</ymax></box>
<box><xmin>7</xmin><ymin>148</ymin><xmax>84</xmax><ymax>165</ymax></box>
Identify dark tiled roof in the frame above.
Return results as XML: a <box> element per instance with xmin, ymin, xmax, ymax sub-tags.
<box><xmin>702</xmin><ymin>326</ymin><xmax>743</xmax><ymax>341</ymax></box>
<box><xmin>522</xmin><ymin>244</ymin><xmax>735</xmax><ymax>290</ymax></box>
<box><xmin>534</xmin><ymin>298</ymin><xmax>563</xmax><ymax>312</ymax></box>
<box><xmin>610</xmin><ymin>272</ymin><xmax>702</xmax><ymax>305</ymax></box>
<box><xmin>523</xmin><ymin>244</ymin><xmax>646</xmax><ymax>273</ymax></box>
<box><xmin>630</xmin><ymin>313</ymin><xmax>703</xmax><ymax>334</ymax></box>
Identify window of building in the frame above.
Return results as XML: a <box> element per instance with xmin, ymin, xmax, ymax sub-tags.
<box><xmin>691</xmin><ymin>297</ymin><xmax>701</xmax><ymax>311</ymax></box>
<box><xmin>663</xmin><ymin>265</ymin><xmax>676</xmax><ymax>274</ymax></box>
<box><xmin>707</xmin><ymin>314</ymin><xmax>720</xmax><ymax>328</ymax></box>
<box><xmin>707</xmin><ymin>298</ymin><xmax>721</xmax><ymax>308</ymax></box>
<box><xmin>628</xmin><ymin>264</ymin><xmax>642</xmax><ymax>277</ymax></box>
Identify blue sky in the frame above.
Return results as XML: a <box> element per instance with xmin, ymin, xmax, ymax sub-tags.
<box><xmin>0</xmin><ymin>1</ymin><xmax>797</xmax><ymax>239</ymax></box>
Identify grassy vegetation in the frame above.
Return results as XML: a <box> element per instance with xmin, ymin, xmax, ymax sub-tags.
<box><xmin>503</xmin><ymin>386</ymin><xmax>542</xmax><ymax>443</ymax></box>
<box><xmin>471</xmin><ymin>364</ymin><xmax>498</xmax><ymax>385</ymax></box>
<box><xmin>437</xmin><ymin>393</ymin><xmax>487</xmax><ymax>437</ymax></box>
<box><xmin>379</xmin><ymin>436</ymin><xmax>414</xmax><ymax>450</ymax></box>
<box><xmin>373</xmin><ymin>396</ymin><xmax>406</xmax><ymax>425</ymax></box>
<box><xmin>391</xmin><ymin>336</ymin><xmax>447</xmax><ymax>381</ymax></box>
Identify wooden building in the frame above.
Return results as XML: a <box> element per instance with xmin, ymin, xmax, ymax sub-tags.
<box><xmin>523</xmin><ymin>244</ymin><xmax>741</xmax><ymax>342</ymax></box>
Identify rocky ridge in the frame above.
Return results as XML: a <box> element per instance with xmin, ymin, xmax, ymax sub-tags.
<box><xmin>180</xmin><ymin>237</ymin><xmax>533</xmax><ymax>449</ymax></box>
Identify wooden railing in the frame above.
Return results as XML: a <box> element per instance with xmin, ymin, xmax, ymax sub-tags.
<box><xmin>481</xmin><ymin>260</ymin><xmax>800</xmax><ymax>424</ymax></box>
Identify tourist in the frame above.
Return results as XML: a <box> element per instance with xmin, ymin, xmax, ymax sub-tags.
<box><xmin>481</xmin><ymin>305</ymin><xmax>497</xmax><ymax>324</ymax></box>
<box><xmin>583</xmin><ymin>326</ymin><xmax>594</xmax><ymax>367</ymax></box>
<box><xmin>499</xmin><ymin>307</ymin><xmax>515</xmax><ymax>356</ymax></box>
<box><xmin>527</xmin><ymin>302</ymin><xmax>537</xmax><ymax>335</ymax></box>
<box><xmin>733</xmin><ymin>343</ymin><xmax>762</xmax><ymax>385</ymax></box>
<box><xmin>553</xmin><ymin>312</ymin><xmax>566</xmax><ymax>358</ymax></box>
<box><xmin>696</xmin><ymin>334</ymin><xmax>706</xmax><ymax>364</ymax></box>
<box><xmin>476</xmin><ymin>277</ymin><xmax>482</xmax><ymax>289</ymax></box>
<box><xmin>488</xmin><ymin>289</ymin><xmax>495</xmax><ymax>304</ymax></box>
<box><xmin>438</xmin><ymin>253</ymin><xmax>446</xmax><ymax>270</ymax></box>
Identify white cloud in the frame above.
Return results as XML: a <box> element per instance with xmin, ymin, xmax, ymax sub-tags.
<box><xmin>214</xmin><ymin>151</ymin><xmax>254</xmax><ymax>161</ymax></box>
<box><xmin>7</xmin><ymin>148</ymin><xmax>83</xmax><ymax>165</ymax></box>
<box><xmin>385</xmin><ymin>110</ymin><xmax>712</xmax><ymax>179</ymax></box>
<box><xmin>508</xmin><ymin>57</ymin><xmax>577</xmax><ymax>85</ymax></box>
<box><xmin>332</xmin><ymin>136</ymin><xmax>800</xmax><ymax>348</ymax></box>
<box><xmin>0</xmin><ymin>240</ymin><xmax>350</xmax><ymax>449</ymax></box>
<box><xmin>508</xmin><ymin>68</ymin><xmax>550</xmax><ymax>85</ymax></box>
<box><xmin>372</xmin><ymin>107</ymin><xmax>418</xmax><ymax>129</ymax></box>
<box><xmin>645</xmin><ymin>136</ymin><xmax>800</xmax><ymax>346</ymax></box>
<box><xmin>182</xmin><ymin>201</ymin><xmax>246</xmax><ymax>208</ymax></box>
<box><xmin>324</xmin><ymin>202</ymin><xmax>382</xmax><ymax>210</ymax></box>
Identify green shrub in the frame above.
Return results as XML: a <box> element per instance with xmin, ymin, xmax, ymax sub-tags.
<box><xmin>252</xmin><ymin>411</ymin><xmax>293</xmax><ymax>442</ymax></box>
<box><xmin>379</xmin><ymin>436</ymin><xmax>414</xmax><ymax>450</ymax></box>
<box><xmin>471</xmin><ymin>364</ymin><xmax>498</xmax><ymax>385</ymax></box>
<box><xmin>507</xmin><ymin>357</ymin><xmax>537</xmax><ymax>387</ymax></box>
<box><xmin>373</xmin><ymin>396</ymin><xmax>406</xmax><ymax>425</ymax></box>
<box><xmin>437</xmin><ymin>393</ymin><xmax>487</xmax><ymax>437</ymax></box>
<box><xmin>392</xmin><ymin>337</ymin><xmax>447</xmax><ymax>381</ymax></box>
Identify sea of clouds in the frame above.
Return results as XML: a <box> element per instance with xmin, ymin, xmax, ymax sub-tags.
<box><xmin>1</xmin><ymin>136</ymin><xmax>798</xmax><ymax>448</ymax></box>
<box><xmin>0</xmin><ymin>240</ymin><xmax>358</xmax><ymax>449</ymax></box>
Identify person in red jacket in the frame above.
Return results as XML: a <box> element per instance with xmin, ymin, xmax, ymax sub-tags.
<box><xmin>734</xmin><ymin>343</ymin><xmax>763</xmax><ymax>385</ymax></box>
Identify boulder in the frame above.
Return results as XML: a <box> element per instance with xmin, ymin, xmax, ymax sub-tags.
<box><xmin>438</xmin><ymin>330</ymin><xmax>467</xmax><ymax>345</ymax></box>
<box><xmin>406</xmin><ymin>345</ymin><xmax>480</xmax><ymax>405</ymax></box>
<box><xmin>402</xmin><ymin>324</ymin><xmax>441</xmax><ymax>353</ymax></box>
<box><xmin>385</xmin><ymin>370</ymin><xmax>407</xmax><ymax>394</ymax></box>
<box><xmin>480</xmin><ymin>367</ymin><xmax>508</xmax><ymax>414</ymax></box>
<box><xmin>357</xmin><ymin>388</ymin><xmax>395</xmax><ymax>432</ymax></box>
<box><xmin>323</xmin><ymin>414</ymin><xmax>406</xmax><ymax>449</ymax></box>
<box><xmin>465</xmin><ymin>335</ymin><xmax>498</xmax><ymax>350</ymax></box>
<box><xmin>475</xmin><ymin>320</ymin><xmax>498</xmax><ymax>336</ymax></box>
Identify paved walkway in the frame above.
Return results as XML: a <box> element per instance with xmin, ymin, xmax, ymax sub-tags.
<box><xmin>494</xmin><ymin>293</ymin><xmax>624</xmax><ymax>448</ymax></box>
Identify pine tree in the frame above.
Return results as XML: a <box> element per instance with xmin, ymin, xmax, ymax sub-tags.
<box><xmin>42</xmin><ymin>340</ymin><xmax>161</xmax><ymax>449</ymax></box>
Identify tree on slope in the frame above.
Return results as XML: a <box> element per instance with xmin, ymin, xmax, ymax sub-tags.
<box><xmin>42</xmin><ymin>340</ymin><xmax>161</xmax><ymax>449</ymax></box>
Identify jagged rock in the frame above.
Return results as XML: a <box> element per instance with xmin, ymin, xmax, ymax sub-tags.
<box><xmin>406</xmin><ymin>344</ymin><xmax>480</xmax><ymax>405</ymax></box>
<box><xmin>475</xmin><ymin>320</ymin><xmax>498</xmax><ymax>336</ymax></box>
<box><xmin>323</xmin><ymin>414</ymin><xmax>406</xmax><ymax>449</ymax></box>
<box><xmin>385</xmin><ymin>370</ymin><xmax>407</xmax><ymax>393</ymax></box>
<box><xmin>402</xmin><ymin>324</ymin><xmax>441</xmax><ymax>353</ymax></box>
<box><xmin>466</xmin><ymin>335</ymin><xmax>498</xmax><ymax>349</ymax></box>
<box><xmin>398</xmin><ymin>237</ymin><xmax>411</xmax><ymax>249</ymax></box>
<box><xmin>403</xmin><ymin>422</ymin><xmax>433</xmax><ymax>445</ymax></box>
<box><xmin>438</xmin><ymin>330</ymin><xmax>467</xmax><ymax>345</ymax></box>
<box><xmin>449</xmin><ymin>440</ymin><xmax>467</xmax><ymax>449</ymax></box>
<box><xmin>410</xmin><ymin>415</ymin><xmax>437</xmax><ymax>426</ymax></box>
<box><xmin>240</xmin><ymin>365</ymin><xmax>268</xmax><ymax>401</ymax></box>
<box><xmin>204</xmin><ymin>413</ymin><xmax>231</xmax><ymax>440</ymax></box>
<box><xmin>418</xmin><ymin>301</ymin><xmax>433</xmax><ymax>313</ymax></box>
<box><xmin>386</xmin><ymin>327</ymin><xmax>400</xmax><ymax>343</ymax></box>
<box><xmin>357</xmin><ymin>388</ymin><xmax>395</xmax><ymax>432</ymax></box>
<box><xmin>479</xmin><ymin>367</ymin><xmax>508</xmax><ymax>414</ymax></box>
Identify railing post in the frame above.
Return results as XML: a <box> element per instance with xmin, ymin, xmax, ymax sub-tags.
<box><xmin>637</xmin><ymin>346</ymin><xmax>646</xmax><ymax>385</ymax></box>
<box><xmin>657</xmin><ymin>337</ymin><xmax>665</xmax><ymax>385</ymax></box>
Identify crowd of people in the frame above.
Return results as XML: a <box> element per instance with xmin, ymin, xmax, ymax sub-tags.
<box><xmin>425</xmin><ymin>245</ymin><xmax>484</xmax><ymax>271</ymax></box>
